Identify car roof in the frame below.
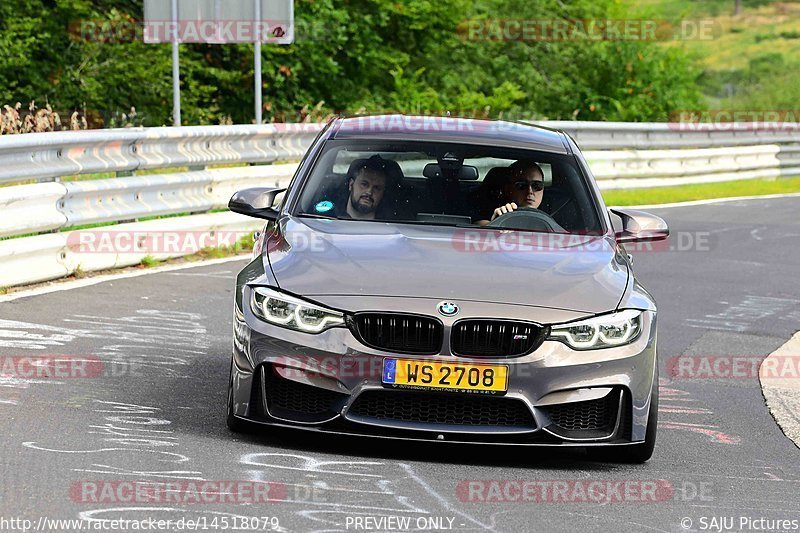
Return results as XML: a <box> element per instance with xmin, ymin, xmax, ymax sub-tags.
<box><xmin>329</xmin><ymin>115</ymin><xmax>570</xmax><ymax>155</ymax></box>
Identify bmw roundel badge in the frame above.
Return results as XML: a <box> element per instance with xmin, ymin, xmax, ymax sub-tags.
<box><xmin>437</xmin><ymin>301</ymin><xmax>459</xmax><ymax>317</ymax></box>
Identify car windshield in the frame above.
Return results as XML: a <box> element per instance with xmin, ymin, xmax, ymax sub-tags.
<box><xmin>294</xmin><ymin>140</ymin><xmax>603</xmax><ymax>234</ymax></box>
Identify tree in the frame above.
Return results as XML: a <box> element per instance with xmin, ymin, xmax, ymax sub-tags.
<box><xmin>0</xmin><ymin>0</ymin><xmax>703</xmax><ymax>126</ymax></box>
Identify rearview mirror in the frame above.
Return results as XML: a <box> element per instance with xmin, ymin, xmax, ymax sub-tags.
<box><xmin>228</xmin><ymin>187</ymin><xmax>286</xmax><ymax>221</ymax></box>
<box><xmin>609</xmin><ymin>208</ymin><xmax>669</xmax><ymax>244</ymax></box>
<box><xmin>423</xmin><ymin>163</ymin><xmax>479</xmax><ymax>180</ymax></box>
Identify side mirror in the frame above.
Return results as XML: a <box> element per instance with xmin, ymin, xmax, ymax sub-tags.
<box><xmin>609</xmin><ymin>208</ymin><xmax>669</xmax><ymax>244</ymax></box>
<box><xmin>228</xmin><ymin>187</ymin><xmax>286</xmax><ymax>221</ymax></box>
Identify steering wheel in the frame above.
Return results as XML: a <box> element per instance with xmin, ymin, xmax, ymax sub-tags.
<box><xmin>487</xmin><ymin>207</ymin><xmax>565</xmax><ymax>232</ymax></box>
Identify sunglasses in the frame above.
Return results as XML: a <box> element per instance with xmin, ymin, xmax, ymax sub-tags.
<box><xmin>512</xmin><ymin>180</ymin><xmax>544</xmax><ymax>192</ymax></box>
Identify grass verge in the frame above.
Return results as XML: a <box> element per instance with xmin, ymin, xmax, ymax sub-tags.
<box><xmin>139</xmin><ymin>255</ymin><xmax>159</xmax><ymax>268</ymax></box>
<box><xmin>136</xmin><ymin>233</ymin><xmax>255</xmax><ymax>268</ymax></box>
<box><xmin>602</xmin><ymin>176</ymin><xmax>800</xmax><ymax>206</ymax></box>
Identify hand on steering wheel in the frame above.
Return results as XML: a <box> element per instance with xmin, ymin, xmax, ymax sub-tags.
<box><xmin>487</xmin><ymin>206</ymin><xmax>564</xmax><ymax>232</ymax></box>
<box><xmin>490</xmin><ymin>202</ymin><xmax>519</xmax><ymax>221</ymax></box>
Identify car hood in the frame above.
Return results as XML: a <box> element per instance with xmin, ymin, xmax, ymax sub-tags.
<box><xmin>266</xmin><ymin>217</ymin><xmax>629</xmax><ymax>314</ymax></box>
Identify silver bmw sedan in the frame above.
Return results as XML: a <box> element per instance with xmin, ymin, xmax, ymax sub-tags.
<box><xmin>226</xmin><ymin>115</ymin><xmax>668</xmax><ymax>463</ymax></box>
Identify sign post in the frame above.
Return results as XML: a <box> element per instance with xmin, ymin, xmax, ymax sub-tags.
<box><xmin>170</xmin><ymin>0</ymin><xmax>181</xmax><ymax>126</ymax></box>
<box><xmin>144</xmin><ymin>0</ymin><xmax>294</xmax><ymax>126</ymax></box>
<box><xmin>254</xmin><ymin>0</ymin><xmax>262</xmax><ymax>124</ymax></box>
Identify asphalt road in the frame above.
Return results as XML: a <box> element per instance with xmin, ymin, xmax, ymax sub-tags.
<box><xmin>1</xmin><ymin>196</ymin><xmax>799</xmax><ymax>533</ymax></box>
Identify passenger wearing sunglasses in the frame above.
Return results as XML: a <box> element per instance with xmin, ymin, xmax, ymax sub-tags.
<box><xmin>476</xmin><ymin>160</ymin><xmax>545</xmax><ymax>226</ymax></box>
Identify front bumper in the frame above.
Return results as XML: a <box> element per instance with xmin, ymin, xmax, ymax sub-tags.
<box><xmin>230</xmin><ymin>293</ymin><xmax>658</xmax><ymax>446</ymax></box>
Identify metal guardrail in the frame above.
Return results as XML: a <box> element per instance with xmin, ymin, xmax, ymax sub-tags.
<box><xmin>0</xmin><ymin>124</ymin><xmax>319</xmax><ymax>288</ymax></box>
<box><xmin>534</xmin><ymin>121</ymin><xmax>800</xmax><ymax>149</ymax></box>
<box><xmin>535</xmin><ymin>121</ymin><xmax>800</xmax><ymax>189</ymax></box>
<box><xmin>0</xmin><ymin>164</ymin><xmax>299</xmax><ymax>238</ymax></box>
<box><xmin>584</xmin><ymin>144</ymin><xmax>800</xmax><ymax>189</ymax></box>
<box><xmin>1</xmin><ymin>120</ymin><xmax>798</xmax><ymax>288</ymax></box>
<box><xmin>0</xmin><ymin>123</ymin><xmax>320</xmax><ymax>185</ymax></box>
<box><xmin>0</xmin><ymin>212</ymin><xmax>259</xmax><ymax>287</ymax></box>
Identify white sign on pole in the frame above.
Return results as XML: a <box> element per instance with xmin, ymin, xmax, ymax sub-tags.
<box><xmin>143</xmin><ymin>0</ymin><xmax>295</xmax><ymax>125</ymax></box>
<box><xmin>143</xmin><ymin>0</ymin><xmax>294</xmax><ymax>44</ymax></box>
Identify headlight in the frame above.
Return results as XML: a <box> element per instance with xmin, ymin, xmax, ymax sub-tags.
<box><xmin>250</xmin><ymin>287</ymin><xmax>344</xmax><ymax>333</ymax></box>
<box><xmin>548</xmin><ymin>310</ymin><xmax>643</xmax><ymax>350</ymax></box>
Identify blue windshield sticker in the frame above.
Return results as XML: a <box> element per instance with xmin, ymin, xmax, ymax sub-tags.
<box><xmin>315</xmin><ymin>200</ymin><xmax>334</xmax><ymax>213</ymax></box>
